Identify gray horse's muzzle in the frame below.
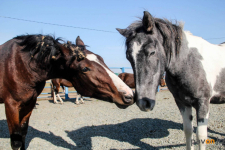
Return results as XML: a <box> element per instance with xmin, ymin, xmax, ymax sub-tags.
<box><xmin>136</xmin><ymin>97</ymin><xmax>155</xmax><ymax>111</ymax></box>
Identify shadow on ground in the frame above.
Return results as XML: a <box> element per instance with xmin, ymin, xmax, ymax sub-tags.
<box><xmin>0</xmin><ymin>118</ymin><xmax>224</xmax><ymax>149</ymax></box>
<box><xmin>47</xmin><ymin>97</ymin><xmax>93</xmax><ymax>104</ymax></box>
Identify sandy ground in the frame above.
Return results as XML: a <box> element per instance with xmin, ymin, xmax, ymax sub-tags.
<box><xmin>0</xmin><ymin>89</ymin><xmax>225</xmax><ymax>150</ymax></box>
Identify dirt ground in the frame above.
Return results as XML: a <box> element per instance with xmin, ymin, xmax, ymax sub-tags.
<box><xmin>0</xmin><ymin>88</ymin><xmax>225</xmax><ymax>150</ymax></box>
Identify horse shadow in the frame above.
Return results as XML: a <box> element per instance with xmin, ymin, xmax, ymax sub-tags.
<box><xmin>0</xmin><ymin>119</ymin><xmax>76</xmax><ymax>149</ymax></box>
<box><xmin>65</xmin><ymin>118</ymin><xmax>185</xmax><ymax>150</ymax></box>
<box><xmin>65</xmin><ymin>118</ymin><xmax>225</xmax><ymax>149</ymax></box>
<box><xmin>0</xmin><ymin>118</ymin><xmax>224</xmax><ymax>149</ymax></box>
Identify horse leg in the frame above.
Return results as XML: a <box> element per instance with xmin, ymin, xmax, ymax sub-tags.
<box><xmin>56</xmin><ymin>93</ymin><xmax>64</xmax><ymax>104</ymax></box>
<box><xmin>53</xmin><ymin>89</ymin><xmax>58</xmax><ymax>104</ymax></box>
<box><xmin>75</xmin><ymin>93</ymin><xmax>80</xmax><ymax>105</ymax></box>
<box><xmin>80</xmin><ymin>95</ymin><xmax>84</xmax><ymax>104</ymax></box>
<box><xmin>196</xmin><ymin>102</ymin><xmax>209</xmax><ymax>150</ymax></box>
<box><xmin>19</xmin><ymin>109</ymin><xmax>33</xmax><ymax>150</ymax></box>
<box><xmin>61</xmin><ymin>85</ymin><xmax>65</xmax><ymax>94</ymax></box>
<box><xmin>50</xmin><ymin>82</ymin><xmax>53</xmax><ymax>98</ymax></box>
<box><xmin>176</xmin><ymin>100</ymin><xmax>193</xmax><ymax>150</ymax></box>
<box><xmin>4</xmin><ymin>100</ymin><xmax>23</xmax><ymax>150</ymax></box>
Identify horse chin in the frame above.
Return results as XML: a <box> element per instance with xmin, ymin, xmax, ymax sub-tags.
<box><xmin>115</xmin><ymin>103</ymin><xmax>129</xmax><ymax>109</ymax></box>
<box><xmin>93</xmin><ymin>93</ymin><xmax>133</xmax><ymax>109</ymax></box>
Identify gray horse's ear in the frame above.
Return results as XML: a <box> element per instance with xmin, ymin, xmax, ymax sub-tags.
<box><xmin>142</xmin><ymin>11</ymin><xmax>154</xmax><ymax>32</ymax></box>
<box><xmin>116</xmin><ymin>28</ymin><xmax>129</xmax><ymax>38</ymax></box>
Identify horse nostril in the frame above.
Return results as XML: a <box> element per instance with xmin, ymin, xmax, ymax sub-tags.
<box><xmin>125</xmin><ymin>95</ymin><xmax>132</xmax><ymax>99</ymax></box>
<box><xmin>124</xmin><ymin>95</ymin><xmax>133</xmax><ymax>103</ymax></box>
<box><xmin>137</xmin><ymin>97</ymin><xmax>155</xmax><ymax>111</ymax></box>
<box><xmin>144</xmin><ymin>100</ymin><xmax>151</xmax><ymax>110</ymax></box>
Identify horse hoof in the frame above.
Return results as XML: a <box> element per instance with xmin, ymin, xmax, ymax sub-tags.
<box><xmin>11</xmin><ymin>141</ymin><xmax>22</xmax><ymax>150</ymax></box>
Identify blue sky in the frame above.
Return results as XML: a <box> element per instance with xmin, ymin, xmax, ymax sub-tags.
<box><xmin>0</xmin><ymin>0</ymin><xmax>225</xmax><ymax>72</ymax></box>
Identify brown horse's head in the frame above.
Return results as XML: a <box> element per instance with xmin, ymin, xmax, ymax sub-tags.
<box><xmin>63</xmin><ymin>36</ymin><xmax>134</xmax><ymax>108</ymax></box>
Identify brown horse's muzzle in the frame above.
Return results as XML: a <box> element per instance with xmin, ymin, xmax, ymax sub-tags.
<box><xmin>114</xmin><ymin>91</ymin><xmax>135</xmax><ymax>109</ymax></box>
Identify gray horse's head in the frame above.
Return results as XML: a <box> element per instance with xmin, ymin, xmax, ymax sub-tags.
<box><xmin>117</xmin><ymin>11</ymin><xmax>182</xmax><ymax>111</ymax></box>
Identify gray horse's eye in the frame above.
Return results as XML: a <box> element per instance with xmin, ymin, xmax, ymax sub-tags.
<box><xmin>150</xmin><ymin>51</ymin><xmax>155</xmax><ymax>56</ymax></box>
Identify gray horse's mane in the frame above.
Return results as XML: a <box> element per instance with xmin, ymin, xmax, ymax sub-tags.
<box><xmin>125</xmin><ymin>17</ymin><xmax>183</xmax><ymax>57</ymax></box>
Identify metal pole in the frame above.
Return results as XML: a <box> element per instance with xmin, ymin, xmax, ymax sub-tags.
<box><xmin>65</xmin><ymin>87</ymin><xmax>69</xmax><ymax>99</ymax></box>
<box><xmin>121</xmin><ymin>67</ymin><xmax>125</xmax><ymax>73</ymax></box>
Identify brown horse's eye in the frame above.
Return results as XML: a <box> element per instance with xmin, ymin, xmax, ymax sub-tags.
<box><xmin>82</xmin><ymin>67</ymin><xmax>90</xmax><ymax>72</ymax></box>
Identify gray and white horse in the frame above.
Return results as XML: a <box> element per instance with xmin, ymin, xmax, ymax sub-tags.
<box><xmin>117</xmin><ymin>11</ymin><xmax>225</xmax><ymax>150</ymax></box>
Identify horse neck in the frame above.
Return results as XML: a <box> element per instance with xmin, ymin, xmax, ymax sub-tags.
<box><xmin>25</xmin><ymin>55</ymin><xmax>71</xmax><ymax>83</ymax></box>
<box><xmin>165</xmin><ymin>30</ymin><xmax>188</xmax><ymax>75</ymax></box>
<box><xmin>165</xmin><ymin>30</ymin><xmax>210</xmax><ymax>79</ymax></box>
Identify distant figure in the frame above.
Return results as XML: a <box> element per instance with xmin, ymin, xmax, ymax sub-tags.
<box><xmin>160</xmin><ymin>73</ymin><xmax>166</xmax><ymax>87</ymax></box>
<box><xmin>118</xmin><ymin>73</ymin><xmax>135</xmax><ymax>88</ymax></box>
<box><xmin>51</xmin><ymin>78</ymin><xmax>84</xmax><ymax>104</ymax></box>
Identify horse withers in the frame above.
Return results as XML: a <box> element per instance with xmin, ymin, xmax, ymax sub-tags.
<box><xmin>0</xmin><ymin>35</ymin><xmax>134</xmax><ymax>150</ymax></box>
<box><xmin>117</xmin><ymin>11</ymin><xmax>225</xmax><ymax>150</ymax></box>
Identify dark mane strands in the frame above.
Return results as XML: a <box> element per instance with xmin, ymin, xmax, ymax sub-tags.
<box><xmin>14</xmin><ymin>34</ymin><xmax>86</xmax><ymax>65</ymax></box>
<box><xmin>125</xmin><ymin>17</ymin><xmax>183</xmax><ymax>58</ymax></box>
<box><xmin>14</xmin><ymin>34</ymin><xmax>63</xmax><ymax>63</ymax></box>
<box><xmin>62</xmin><ymin>41</ymin><xmax>86</xmax><ymax>61</ymax></box>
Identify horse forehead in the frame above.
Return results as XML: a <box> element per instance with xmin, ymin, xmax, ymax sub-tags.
<box><xmin>131</xmin><ymin>42</ymin><xmax>142</xmax><ymax>63</ymax></box>
<box><xmin>86</xmin><ymin>54</ymin><xmax>104</xmax><ymax>66</ymax></box>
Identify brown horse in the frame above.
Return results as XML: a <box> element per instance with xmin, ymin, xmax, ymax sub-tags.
<box><xmin>0</xmin><ymin>35</ymin><xmax>134</xmax><ymax>150</ymax></box>
<box><xmin>118</xmin><ymin>72</ymin><xmax>166</xmax><ymax>88</ymax></box>
<box><xmin>51</xmin><ymin>78</ymin><xmax>84</xmax><ymax>104</ymax></box>
<box><xmin>118</xmin><ymin>73</ymin><xmax>135</xmax><ymax>88</ymax></box>
<box><xmin>160</xmin><ymin>73</ymin><xmax>166</xmax><ymax>87</ymax></box>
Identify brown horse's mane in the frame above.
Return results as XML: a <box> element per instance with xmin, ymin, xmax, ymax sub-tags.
<box><xmin>14</xmin><ymin>34</ymin><xmax>63</xmax><ymax>63</ymax></box>
<box><xmin>62</xmin><ymin>41</ymin><xmax>86</xmax><ymax>61</ymax></box>
<box><xmin>14</xmin><ymin>34</ymin><xmax>86</xmax><ymax>65</ymax></box>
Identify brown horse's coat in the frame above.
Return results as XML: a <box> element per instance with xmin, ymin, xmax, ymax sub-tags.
<box><xmin>118</xmin><ymin>72</ymin><xmax>166</xmax><ymax>88</ymax></box>
<box><xmin>118</xmin><ymin>73</ymin><xmax>135</xmax><ymax>88</ymax></box>
<box><xmin>0</xmin><ymin>35</ymin><xmax>134</xmax><ymax>150</ymax></box>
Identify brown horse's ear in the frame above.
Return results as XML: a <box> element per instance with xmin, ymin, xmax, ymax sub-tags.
<box><xmin>76</xmin><ymin>36</ymin><xmax>85</xmax><ymax>46</ymax></box>
<box><xmin>116</xmin><ymin>28</ymin><xmax>129</xmax><ymax>38</ymax></box>
<box><xmin>142</xmin><ymin>11</ymin><xmax>155</xmax><ymax>32</ymax></box>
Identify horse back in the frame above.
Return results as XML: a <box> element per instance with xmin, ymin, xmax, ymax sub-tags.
<box><xmin>119</xmin><ymin>73</ymin><xmax>135</xmax><ymax>88</ymax></box>
<box><xmin>60</xmin><ymin>79</ymin><xmax>73</xmax><ymax>87</ymax></box>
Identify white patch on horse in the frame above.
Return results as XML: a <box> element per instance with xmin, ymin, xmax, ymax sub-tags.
<box><xmin>86</xmin><ymin>54</ymin><xmax>133</xmax><ymax>96</ymax></box>
<box><xmin>196</xmin><ymin>111</ymin><xmax>209</xmax><ymax>150</ymax></box>
<box><xmin>132</xmin><ymin>42</ymin><xmax>142</xmax><ymax>89</ymax></box>
<box><xmin>185</xmin><ymin>31</ymin><xmax>225</xmax><ymax>96</ymax></box>
<box><xmin>181</xmin><ymin>107</ymin><xmax>193</xmax><ymax>150</ymax></box>
<box><xmin>132</xmin><ymin>42</ymin><xmax>142</xmax><ymax>64</ymax></box>
<box><xmin>56</xmin><ymin>94</ymin><xmax>64</xmax><ymax>104</ymax></box>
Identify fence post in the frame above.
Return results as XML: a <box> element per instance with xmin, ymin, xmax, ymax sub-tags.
<box><xmin>157</xmin><ymin>86</ymin><xmax>160</xmax><ymax>92</ymax></box>
<box><xmin>121</xmin><ymin>67</ymin><xmax>125</xmax><ymax>73</ymax></box>
<box><xmin>65</xmin><ymin>87</ymin><xmax>69</xmax><ymax>99</ymax></box>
